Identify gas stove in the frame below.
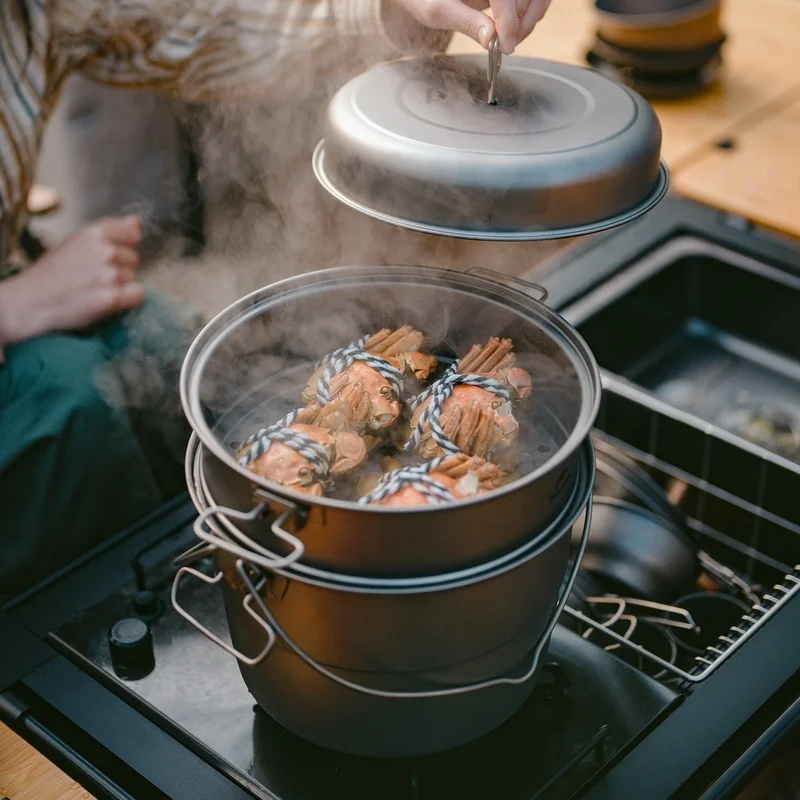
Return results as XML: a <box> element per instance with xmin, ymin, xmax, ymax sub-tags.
<box><xmin>3</xmin><ymin>197</ymin><xmax>800</xmax><ymax>800</ymax></box>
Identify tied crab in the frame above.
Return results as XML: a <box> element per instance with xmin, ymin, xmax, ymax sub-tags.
<box><xmin>405</xmin><ymin>337</ymin><xmax>531</xmax><ymax>470</ymax></box>
<box><xmin>358</xmin><ymin>453</ymin><xmax>506</xmax><ymax>507</ymax></box>
<box><xmin>237</xmin><ymin>412</ymin><xmax>367</xmax><ymax>497</ymax></box>
<box><xmin>301</xmin><ymin>326</ymin><xmax>438</xmax><ymax>434</ymax></box>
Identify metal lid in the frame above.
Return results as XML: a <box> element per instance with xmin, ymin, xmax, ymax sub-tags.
<box><xmin>314</xmin><ymin>49</ymin><xmax>668</xmax><ymax>240</ymax></box>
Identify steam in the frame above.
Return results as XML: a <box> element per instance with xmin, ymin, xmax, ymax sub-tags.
<box><xmin>82</xmin><ymin>34</ymin><xmax>572</xmax><ymax>473</ymax></box>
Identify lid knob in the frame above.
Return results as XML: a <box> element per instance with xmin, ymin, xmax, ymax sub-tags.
<box><xmin>487</xmin><ymin>35</ymin><xmax>502</xmax><ymax>105</ymax></box>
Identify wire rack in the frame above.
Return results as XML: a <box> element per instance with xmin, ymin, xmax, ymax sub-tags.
<box><xmin>565</xmin><ymin>376</ymin><xmax>800</xmax><ymax>684</ymax></box>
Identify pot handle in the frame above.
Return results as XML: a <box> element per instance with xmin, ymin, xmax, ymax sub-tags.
<box><xmin>171</xmin><ymin>559</ymin><xmax>277</xmax><ymax>666</ymax></box>
<box><xmin>235</xmin><ymin>493</ymin><xmax>593</xmax><ymax>699</ymax></box>
<box><xmin>193</xmin><ymin>492</ymin><xmax>306</xmax><ymax>571</ymax></box>
<box><xmin>465</xmin><ymin>267</ymin><xmax>549</xmax><ymax>304</ymax></box>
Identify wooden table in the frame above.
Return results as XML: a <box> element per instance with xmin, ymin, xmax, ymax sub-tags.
<box><xmin>449</xmin><ymin>0</ymin><xmax>800</xmax><ymax>240</ymax></box>
<box><xmin>3</xmin><ymin>5</ymin><xmax>798</xmax><ymax>798</ymax></box>
<box><xmin>0</xmin><ymin>722</ymin><xmax>96</xmax><ymax>800</ymax></box>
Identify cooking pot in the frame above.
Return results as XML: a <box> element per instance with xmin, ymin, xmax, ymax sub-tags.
<box><xmin>180</xmin><ymin>266</ymin><xmax>601</xmax><ymax>577</ymax></box>
<box><xmin>571</xmin><ymin>497</ymin><xmax>699</xmax><ymax>603</ymax></box>
<box><xmin>592</xmin><ymin>435</ymin><xmax>687</xmax><ymax>530</ymax></box>
<box><xmin>595</xmin><ymin>0</ymin><xmax>724</xmax><ymax>52</ymax></box>
<box><xmin>314</xmin><ymin>47</ymin><xmax>667</xmax><ymax>240</ymax></box>
<box><xmin>172</xmin><ymin>440</ymin><xmax>594</xmax><ymax>756</ymax></box>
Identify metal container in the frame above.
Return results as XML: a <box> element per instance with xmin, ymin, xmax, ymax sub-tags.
<box><xmin>313</xmin><ymin>50</ymin><xmax>667</xmax><ymax>240</ymax></box>
<box><xmin>595</xmin><ymin>0</ymin><xmax>723</xmax><ymax>52</ymax></box>
<box><xmin>571</xmin><ymin>497</ymin><xmax>699</xmax><ymax>603</ymax></box>
<box><xmin>180</xmin><ymin>266</ymin><xmax>601</xmax><ymax>577</ymax></box>
<box><xmin>171</xmin><ymin>441</ymin><xmax>594</xmax><ymax>757</ymax></box>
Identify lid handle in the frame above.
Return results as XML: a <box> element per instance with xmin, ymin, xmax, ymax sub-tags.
<box><xmin>487</xmin><ymin>34</ymin><xmax>502</xmax><ymax>105</ymax></box>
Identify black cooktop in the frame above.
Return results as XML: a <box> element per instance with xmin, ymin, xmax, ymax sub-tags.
<box><xmin>49</xmin><ymin>522</ymin><xmax>676</xmax><ymax>800</ymax></box>
<box><xmin>3</xmin><ymin>197</ymin><xmax>800</xmax><ymax>800</ymax></box>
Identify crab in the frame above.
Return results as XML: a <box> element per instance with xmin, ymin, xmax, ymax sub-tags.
<box><xmin>405</xmin><ymin>338</ymin><xmax>531</xmax><ymax>469</ymax></box>
<box><xmin>301</xmin><ymin>326</ymin><xmax>438</xmax><ymax>434</ymax></box>
<box><xmin>361</xmin><ymin>454</ymin><xmax>506</xmax><ymax>507</ymax></box>
<box><xmin>457</xmin><ymin>337</ymin><xmax>532</xmax><ymax>401</ymax></box>
<box><xmin>238</xmin><ymin>423</ymin><xmax>367</xmax><ymax>497</ymax></box>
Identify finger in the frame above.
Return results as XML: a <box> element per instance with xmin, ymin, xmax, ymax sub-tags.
<box><xmin>112</xmin><ymin>281</ymin><xmax>146</xmax><ymax>314</ymax></box>
<box><xmin>489</xmin><ymin>0</ymin><xmax>519</xmax><ymax>53</ymax></box>
<box><xmin>99</xmin><ymin>215</ymin><xmax>141</xmax><ymax>247</ymax></box>
<box><xmin>109</xmin><ymin>245</ymin><xmax>140</xmax><ymax>270</ymax></box>
<box><xmin>114</xmin><ymin>267</ymin><xmax>137</xmax><ymax>286</ymax></box>
<box><xmin>424</xmin><ymin>0</ymin><xmax>495</xmax><ymax>49</ymax></box>
<box><xmin>516</xmin><ymin>0</ymin><xmax>550</xmax><ymax>44</ymax></box>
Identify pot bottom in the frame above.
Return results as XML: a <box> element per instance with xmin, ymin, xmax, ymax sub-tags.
<box><xmin>240</xmin><ymin>638</ymin><xmax>548</xmax><ymax>758</ymax></box>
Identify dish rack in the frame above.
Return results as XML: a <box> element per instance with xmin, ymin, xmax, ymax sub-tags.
<box><xmin>563</xmin><ymin>378</ymin><xmax>800</xmax><ymax>684</ymax></box>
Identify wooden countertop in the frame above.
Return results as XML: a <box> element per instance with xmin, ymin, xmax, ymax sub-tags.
<box><xmin>0</xmin><ymin>722</ymin><xmax>96</xmax><ymax>800</ymax></box>
<box><xmin>449</xmin><ymin>0</ymin><xmax>800</xmax><ymax>240</ymax></box>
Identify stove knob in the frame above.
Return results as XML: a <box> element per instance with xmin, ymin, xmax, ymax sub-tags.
<box><xmin>108</xmin><ymin>618</ymin><xmax>155</xmax><ymax>680</ymax></box>
<box><xmin>133</xmin><ymin>589</ymin><xmax>161</xmax><ymax>622</ymax></box>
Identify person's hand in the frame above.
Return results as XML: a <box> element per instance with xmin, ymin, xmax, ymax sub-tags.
<box><xmin>0</xmin><ymin>216</ymin><xmax>145</xmax><ymax>346</ymax></box>
<box><xmin>395</xmin><ymin>0</ymin><xmax>552</xmax><ymax>54</ymax></box>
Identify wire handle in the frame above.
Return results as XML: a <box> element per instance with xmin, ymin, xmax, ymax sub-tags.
<box><xmin>192</xmin><ymin>497</ymin><xmax>306</xmax><ymax>571</ymax></box>
<box><xmin>466</xmin><ymin>267</ymin><xmax>549</xmax><ymax>304</ymax></box>
<box><xmin>171</xmin><ymin>560</ymin><xmax>277</xmax><ymax>666</ymax></box>
<box><xmin>235</xmin><ymin>493</ymin><xmax>593</xmax><ymax>699</ymax></box>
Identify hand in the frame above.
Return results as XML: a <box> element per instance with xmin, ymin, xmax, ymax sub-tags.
<box><xmin>0</xmin><ymin>216</ymin><xmax>145</xmax><ymax>346</ymax></box>
<box><xmin>396</xmin><ymin>0</ymin><xmax>552</xmax><ymax>54</ymax></box>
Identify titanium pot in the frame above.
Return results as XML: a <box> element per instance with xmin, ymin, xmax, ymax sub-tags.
<box><xmin>595</xmin><ymin>0</ymin><xmax>723</xmax><ymax>52</ymax></box>
<box><xmin>313</xmin><ymin>46</ymin><xmax>668</xmax><ymax>240</ymax></box>
<box><xmin>180</xmin><ymin>266</ymin><xmax>601</xmax><ymax>577</ymax></box>
<box><xmin>171</xmin><ymin>442</ymin><xmax>594</xmax><ymax>757</ymax></box>
<box><xmin>571</xmin><ymin>497</ymin><xmax>699</xmax><ymax>603</ymax></box>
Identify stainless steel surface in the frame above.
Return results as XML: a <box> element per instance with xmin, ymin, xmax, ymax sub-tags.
<box><xmin>314</xmin><ymin>53</ymin><xmax>667</xmax><ymax>240</ymax></box>
<box><xmin>190</xmin><ymin>434</ymin><xmax>583</xmax><ymax>588</ymax></box>
<box><xmin>233</xmin><ymin>491</ymin><xmax>591</xmax><ymax>699</ymax></box>
<box><xmin>173</xmin><ymin>447</ymin><xmax>595</xmax><ymax>757</ymax></box>
<box><xmin>190</xmin><ymin>444</ymin><xmax>593</xmax><ymax>678</ymax></box>
<box><xmin>180</xmin><ymin>265</ymin><xmax>601</xmax><ymax>577</ymax></box>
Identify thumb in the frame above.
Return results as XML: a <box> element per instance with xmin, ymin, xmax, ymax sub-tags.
<box><xmin>426</xmin><ymin>0</ymin><xmax>495</xmax><ymax>48</ymax></box>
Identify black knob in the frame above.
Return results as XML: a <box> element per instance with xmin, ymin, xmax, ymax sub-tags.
<box><xmin>108</xmin><ymin>618</ymin><xmax>155</xmax><ymax>680</ymax></box>
<box><xmin>133</xmin><ymin>589</ymin><xmax>161</xmax><ymax>622</ymax></box>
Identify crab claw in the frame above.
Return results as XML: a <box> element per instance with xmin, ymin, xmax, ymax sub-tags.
<box><xmin>331</xmin><ymin>432</ymin><xmax>368</xmax><ymax>476</ymax></box>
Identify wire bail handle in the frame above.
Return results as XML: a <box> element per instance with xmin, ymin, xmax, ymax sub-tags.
<box><xmin>487</xmin><ymin>34</ymin><xmax>502</xmax><ymax>105</ymax></box>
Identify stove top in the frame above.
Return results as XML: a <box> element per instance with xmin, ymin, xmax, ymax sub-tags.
<box><xmin>49</xmin><ymin>523</ymin><xmax>676</xmax><ymax>800</ymax></box>
<box><xmin>4</xmin><ymin>199</ymin><xmax>800</xmax><ymax>800</ymax></box>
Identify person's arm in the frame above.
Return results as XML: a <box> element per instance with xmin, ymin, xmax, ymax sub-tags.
<box><xmin>50</xmin><ymin>0</ymin><xmax>453</xmax><ymax>103</ymax></box>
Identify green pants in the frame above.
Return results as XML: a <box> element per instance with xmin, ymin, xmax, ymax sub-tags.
<box><xmin>0</xmin><ymin>292</ymin><xmax>201</xmax><ymax>600</ymax></box>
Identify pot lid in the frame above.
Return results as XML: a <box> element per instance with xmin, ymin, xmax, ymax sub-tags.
<box><xmin>314</xmin><ymin>46</ymin><xmax>668</xmax><ymax>241</ymax></box>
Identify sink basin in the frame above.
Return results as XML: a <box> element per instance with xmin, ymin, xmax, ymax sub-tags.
<box><xmin>563</xmin><ymin>235</ymin><xmax>800</xmax><ymax>528</ymax></box>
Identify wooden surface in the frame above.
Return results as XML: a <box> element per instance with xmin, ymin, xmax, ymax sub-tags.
<box><xmin>0</xmin><ymin>722</ymin><xmax>96</xmax><ymax>800</ymax></box>
<box><xmin>449</xmin><ymin>0</ymin><xmax>800</xmax><ymax>238</ymax></box>
<box><xmin>673</xmin><ymin>87</ymin><xmax>800</xmax><ymax>239</ymax></box>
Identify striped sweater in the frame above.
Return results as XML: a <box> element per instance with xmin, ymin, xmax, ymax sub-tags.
<box><xmin>0</xmin><ymin>0</ymin><xmax>450</xmax><ymax>277</ymax></box>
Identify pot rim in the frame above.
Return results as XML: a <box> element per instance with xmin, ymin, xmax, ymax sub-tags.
<box><xmin>595</xmin><ymin>0</ymin><xmax>720</xmax><ymax>29</ymax></box>
<box><xmin>313</xmin><ymin>146</ymin><xmax>670</xmax><ymax>242</ymax></box>
<box><xmin>197</xmin><ymin>440</ymin><xmax>595</xmax><ymax>594</ymax></box>
<box><xmin>180</xmin><ymin>265</ymin><xmax>602</xmax><ymax>516</ymax></box>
